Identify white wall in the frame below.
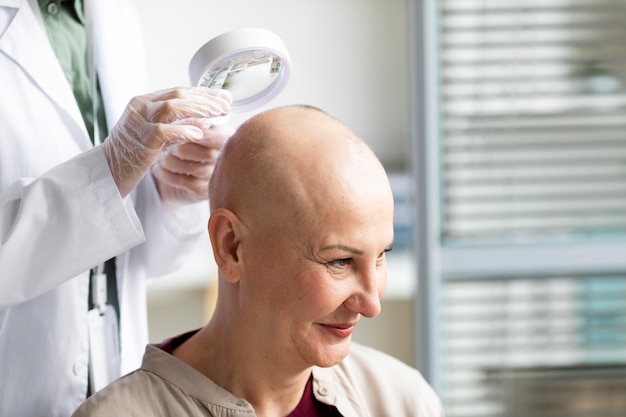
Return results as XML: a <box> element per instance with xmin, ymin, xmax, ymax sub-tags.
<box><xmin>132</xmin><ymin>0</ymin><xmax>410</xmax><ymax>169</ymax></box>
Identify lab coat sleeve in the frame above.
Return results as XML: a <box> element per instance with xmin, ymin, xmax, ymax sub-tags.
<box><xmin>126</xmin><ymin>172</ymin><xmax>208</xmax><ymax>280</ymax></box>
<box><xmin>0</xmin><ymin>146</ymin><xmax>145</xmax><ymax>310</ymax></box>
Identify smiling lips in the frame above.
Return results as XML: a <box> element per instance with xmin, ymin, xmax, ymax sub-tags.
<box><xmin>321</xmin><ymin>323</ymin><xmax>357</xmax><ymax>339</ymax></box>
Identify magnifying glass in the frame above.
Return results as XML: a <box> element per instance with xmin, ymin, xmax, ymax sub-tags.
<box><xmin>189</xmin><ymin>28</ymin><xmax>291</xmax><ymax>113</ymax></box>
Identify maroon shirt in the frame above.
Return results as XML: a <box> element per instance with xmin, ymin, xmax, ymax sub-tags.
<box><xmin>288</xmin><ymin>375</ymin><xmax>342</xmax><ymax>417</ymax></box>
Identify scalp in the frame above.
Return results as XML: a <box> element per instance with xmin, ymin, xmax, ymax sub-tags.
<box><xmin>209</xmin><ymin>105</ymin><xmax>391</xmax><ymax>233</ymax></box>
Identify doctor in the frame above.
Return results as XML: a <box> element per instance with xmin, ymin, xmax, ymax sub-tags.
<box><xmin>0</xmin><ymin>0</ymin><xmax>231</xmax><ymax>415</ymax></box>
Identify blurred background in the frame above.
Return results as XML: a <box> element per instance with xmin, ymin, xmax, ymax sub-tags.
<box><xmin>134</xmin><ymin>0</ymin><xmax>626</xmax><ymax>416</ymax></box>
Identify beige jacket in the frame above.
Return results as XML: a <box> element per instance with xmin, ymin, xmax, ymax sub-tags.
<box><xmin>73</xmin><ymin>342</ymin><xmax>444</xmax><ymax>417</ymax></box>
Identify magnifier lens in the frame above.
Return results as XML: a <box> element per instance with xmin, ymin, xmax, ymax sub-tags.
<box><xmin>198</xmin><ymin>51</ymin><xmax>285</xmax><ymax>103</ymax></box>
<box><xmin>189</xmin><ymin>28</ymin><xmax>291</xmax><ymax>113</ymax></box>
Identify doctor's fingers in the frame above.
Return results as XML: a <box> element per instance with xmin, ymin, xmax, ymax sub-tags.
<box><xmin>145</xmin><ymin>86</ymin><xmax>231</xmax><ymax>103</ymax></box>
<box><xmin>180</xmin><ymin>118</ymin><xmax>235</xmax><ymax>149</ymax></box>
<box><xmin>166</xmin><ymin>141</ymin><xmax>220</xmax><ymax>165</ymax></box>
<box><xmin>156</xmin><ymin>148</ymin><xmax>217</xmax><ymax>178</ymax></box>
<box><xmin>140</xmin><ymin>87</ymin><xmax>232</xmax><ymax>124</ymax></box>
<box><xmin>114</xmin><ymin>119</ymin><xmax>205</xmax><ymax>150</ymax></box>
<box><xmin>151</xmin><ymin>163</ymin><xmax>211</xmax><ymax>203</ymax></box>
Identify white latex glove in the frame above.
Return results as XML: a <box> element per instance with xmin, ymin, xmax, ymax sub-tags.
<box><xmin>102</xmin><ymin>87</ymin><xmax>232</xmax><ymax>198</ymax></box>
<box><xmin>150</xmin><ymin>121</ymin><xmax>234</xmax><ymax>204</ymax></box>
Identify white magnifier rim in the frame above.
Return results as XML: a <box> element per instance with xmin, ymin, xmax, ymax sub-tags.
<box><xmin>189</xmin><ymin>28</ymin><xmax>291</xmax><ymax>113</ymax></box>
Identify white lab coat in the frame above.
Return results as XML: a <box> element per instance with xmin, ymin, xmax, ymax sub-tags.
<box><xmin>0</xmin><ymin>0</ymin><xmax>206</xmax><ymax>415</ymax></box>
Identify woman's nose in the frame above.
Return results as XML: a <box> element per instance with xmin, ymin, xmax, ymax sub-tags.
<box><xmin>344</xmin><ymin>267</ymin><xmax>386</xmax><ymax>318</ymax></box>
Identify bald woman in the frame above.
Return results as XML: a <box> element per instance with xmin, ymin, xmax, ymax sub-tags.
<box><xmin>73</xmin><ymin>105</ymin><xmax>444</xmax><ymax>417</ymax></box>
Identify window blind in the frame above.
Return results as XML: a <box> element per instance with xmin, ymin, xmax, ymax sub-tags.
<box><xmin>427</xmin><ymin>1</ymin><xmax>626</xmax><ymax>416</ymax></box>
<box><xmin>441</xmin><ymin>275</ymin><xmax>626</xmax><ymax>417</ymax></box>
<box><xmin>439</xmin><ymin>0</ymin><xmax>626</xmax><ymax>244</ymax></box>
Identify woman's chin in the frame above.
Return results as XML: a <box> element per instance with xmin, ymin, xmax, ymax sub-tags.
<box><xmin>313</xmin><ymin>338</ymin><xmax>352</xmax><ymax>368</ymax></box>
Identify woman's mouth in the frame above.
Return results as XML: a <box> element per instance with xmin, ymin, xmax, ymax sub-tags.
<box><xmin>320</xmin><ymin>322</ymin><xmax>356</xmax><ymax>339</ymax></box>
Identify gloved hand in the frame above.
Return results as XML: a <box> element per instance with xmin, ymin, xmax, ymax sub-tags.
<box><xmin>102</xmin><ymin>87</ymin><xmax>232</xmax><ymax>198</ymax></box>
<box><xmin>150</xmin><ymin>121</ymin><xmax>234</xmax><ymax>204</ymax></box>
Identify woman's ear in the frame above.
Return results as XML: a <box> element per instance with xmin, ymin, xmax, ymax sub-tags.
<box><xmin>208</xmin><ymin>208</ymin><xmax>243</xmax><ymax>283</ymax></box>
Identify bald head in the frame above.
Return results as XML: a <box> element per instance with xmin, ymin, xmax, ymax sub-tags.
<box><xmin>204</xmin><ymin>105</ymin><xmax>395</xmax><ymax>370</ymax></box>
<box><xmin>209</xmin><ymin>105</ymin><xmax>392</xmax><ymax>235</ymax></box>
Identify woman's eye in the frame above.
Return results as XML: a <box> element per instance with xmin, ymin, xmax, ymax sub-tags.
<box><xmin>378</xmin><ymin>246</ymin><xmax>393</xmax><ymax>261</ymax></box>
<box><xmin>328</xmin><ymin>258</ymin><xmax>351</xmax><ymax>268</ymax></box>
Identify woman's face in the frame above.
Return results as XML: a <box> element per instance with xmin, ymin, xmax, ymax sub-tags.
<box><xmin>239</xmin><ymin>174</ymin><xmax>394</xmax><ymax>371</ymax></box>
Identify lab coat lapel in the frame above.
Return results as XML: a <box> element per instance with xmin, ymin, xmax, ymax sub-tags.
<box><xmin>87</xmin><ymin>0</ymin><xmax>147</xmax><ymax>130</ymax></box>
<box><xmin>0</xmin><ymin>0</ymin><xmax>90</xmax><ymax>147</ymax></box>
<box><xmin>0</xmin><ymin>0</ymin><xmax>20</xmax><ymax>35</ymax></box>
